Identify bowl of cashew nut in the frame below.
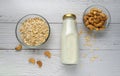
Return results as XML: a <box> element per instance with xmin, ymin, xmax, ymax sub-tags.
<box><xmin>82</xmin><ymin>5</ymin><xmax>111</xmax><ymax>31</ymax></box>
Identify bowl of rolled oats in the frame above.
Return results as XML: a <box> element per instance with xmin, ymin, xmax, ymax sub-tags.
<box><xmin>82</xmin><ymin>5</ymin><xmax>111</xmax><ymax>31</ymax></box>
<box><xmin>15</xmin><ymin>14</ymin><xmax>50</xmax><ymax>48</ymax></box>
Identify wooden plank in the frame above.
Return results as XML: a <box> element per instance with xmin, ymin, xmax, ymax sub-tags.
<box><xmin>0</xmin><ymin>23</ymin><xmax>120</xmax><ymax>50</ymax></box>
<box><xmin>0</xmin><ymin>0</ymin><xmax>119</xmax><ymax>23</ymax></box>
<box><xmin>0</xmin><ymin>50</ymin><xmax>120</xmax><ymax>76</ymax></box>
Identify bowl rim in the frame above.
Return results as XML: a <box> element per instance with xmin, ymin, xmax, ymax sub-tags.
<box><xmin>15</xmin><ymin>14</ymin><xmax>50</xmax><ymax>49</ymax></box>
<box><xmin>82</xmin><ymin>5</ymin><xmax>111</xmax><ymax>31</ymax></box>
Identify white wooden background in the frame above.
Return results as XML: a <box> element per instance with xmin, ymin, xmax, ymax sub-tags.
<box><xmin>0</xmin><ymin>0</ymin><xmax>120</xmax><ymax>76</ymax></box>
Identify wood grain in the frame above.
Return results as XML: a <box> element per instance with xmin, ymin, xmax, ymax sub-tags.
<box><xmin>0</xmin><ymin>23</ymin><xmax>120</xmax><ymax>50</ymax></box>
<box><xmin>0</xmin><ymin>0</ymin><xmax>120</xmax><ymax>23</ymax></box>
<box><xmin>0</xmin><ymin>50</ymin><xmax>120</xmax><ymax>76</ymax></box>
<box><xmin>0</xmin><ymin>0</ymin><xmax>120</xmax><ymax>76</ymax></box>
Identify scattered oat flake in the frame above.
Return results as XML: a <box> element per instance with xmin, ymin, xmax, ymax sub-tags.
<box><xmin>85</xmin><ymin>36</ymin><xmax>91</xmax><ymax>42</ymax></box>
<box><xmin>79</xmin><ymin>29</ymin><xmax>83</xmax><ymax>36</ymax></box>
<box><xmin>90</xmin><ymin>49</ymin><xmax>94</xmax><ymax>53</ymax></box>
<box><xmin>84</xmin><ymin>43</ymin><xmax>92</xmax><ymax>47</ymax></box>
<box><xmin>44</xmin><ymin>50</ymin><xmax>51</xmax><ymax>58</ymax></box>
<box><xmin>87</xmin><ymin>30</ymin><xmax>92</xmax><ymax>35</ymax></box>
<box><xmin>90</xmin><ymin>55</ymin><xmax>99</xmax><ymax>62</ymax></box>
<box><xmin>81</xmin><ymin>53</ymin><xmax>88</xmax><ymax>58</ymax></box>
<box><xmin>93</xmin><ymin>34</ymin><xmax>96</xmax><ymax>39</ymax></box>
<box><xmin>95</xmin><ymin>48</ymin><xmax>99</xmax><ymax>50</ymax></box>
<box><xmin>37</xmin><ymin>60</ymin><xmax>42</xmax><ymax>68</ymax></box>
<box><xmin>15</xmin><ymin>44</ymin><xmax>22</xmax><ymax>51</ymax></box>
<box><xmin>28</xmin><ymin>58</ymin><xmax>35</xmax><ymax>64</ymax></box>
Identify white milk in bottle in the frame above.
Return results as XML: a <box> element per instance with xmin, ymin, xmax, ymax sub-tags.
<box><xmin>61</xmin><ymin>14</ymin><xmax>79</xmax><ymax>64</ymax></box>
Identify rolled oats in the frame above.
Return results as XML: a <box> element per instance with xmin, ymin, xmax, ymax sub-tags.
<box><xmin>20</xmin><ymin>17</ymin><xmax>49</xmax><ymax>46</ymax></box>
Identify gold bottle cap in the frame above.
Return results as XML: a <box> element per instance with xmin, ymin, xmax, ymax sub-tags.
<box><xmin>63</xmin><ymin>13</ymin><xmax>76</xmax><ymax>20</ymax></box>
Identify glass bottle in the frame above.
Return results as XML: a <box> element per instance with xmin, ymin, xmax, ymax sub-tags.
<box><xmin>61</xmin><ymin>13</ymin><xmax>79</xmax><ymax>64</ymax></box>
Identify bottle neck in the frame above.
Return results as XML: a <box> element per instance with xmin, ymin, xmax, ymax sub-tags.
<box><xmin>63</xmin><ymin>18</ymin><xmax>77</xmax><ymax>34</ymax></box>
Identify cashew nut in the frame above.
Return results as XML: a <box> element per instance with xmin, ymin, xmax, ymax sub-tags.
<box><xmin>87</xmin><ymin>25</ymin><xmax>95</xmax><ymax>30</ymax></box>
